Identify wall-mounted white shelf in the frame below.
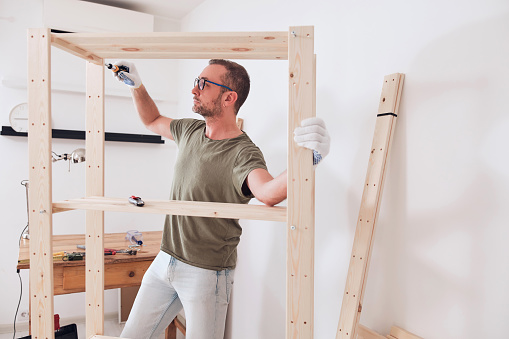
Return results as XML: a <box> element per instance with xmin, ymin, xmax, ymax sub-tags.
<box><xmin>1</xmin><ymin>126</ymin><xmax>164</xmax><ymax>144</ymax></box>
<box><xmin>1</xmin><ymin>77</ymin><xmax>174</xmax><ymax>103</ymax></box>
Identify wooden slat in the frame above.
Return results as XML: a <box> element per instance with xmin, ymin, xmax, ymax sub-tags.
<box><xmin>52</xmin><ymin>31</ymin><xmax>287</xmax><ymax>46</ymax></box>
<box><xmin>287</xmin><ymin>26</ymin><xmax>315</xmax><ymax>339</ymax></box>
<box><xmin>357</xmin><ymin>324</ymin><xmax>386</xmax><ymax>339</ymax></box>
<box><xmin>336</xmin><ymin>74</ymin><xmax>405</xmax><ymax>339</ymax></box>
<box><xmin>52</xmin><ymin>196</ymin><xmax>287</xmax><ymax>222</ymax></box>
<box><xmin>174</xmin><ymin>317</ymin><xmax>186</xmax><ymax>335</ymax></box>
<box><xmin>51</xmin><ymin>36</ymin><xmax>102</xmax><ymax>65</ymax></box>
<box><xmin>28</xmin><ymin>27</ymin><xmax>54</xmax><ymax>339</ymax></box>
<box><xmin>389</xmin><ymin>326</ymin><xmax>424</xmax><ymax>339</ymax></box>
<box><xmin>85</xmin><ymin>61</ymin><xmax>105</xmax><ymax>338</ymax></box>
<box><xmin>51</xmin><ymin>31</ymin><xmax>289</xmax><ymax>61</ymax></box>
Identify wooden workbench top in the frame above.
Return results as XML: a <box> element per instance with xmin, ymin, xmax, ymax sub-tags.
<box><xmin>17</xmin><ymin>231</ymin><xmax>162</xmax><ymax>270</ymax></box>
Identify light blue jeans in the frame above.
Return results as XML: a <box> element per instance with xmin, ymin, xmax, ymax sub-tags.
<box><xmin>121</xmin><ymin>251</ymin><xmax>235</xmax><ymax>339</ymax></box>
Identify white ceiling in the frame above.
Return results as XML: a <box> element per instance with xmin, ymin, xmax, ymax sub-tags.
<box><xmin>82</xmin><ymin>0</ymin><xmax>207</xmax><ymax>21</ymax></box>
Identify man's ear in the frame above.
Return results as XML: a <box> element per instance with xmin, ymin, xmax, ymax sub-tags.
<box><xmin>223</xmin><ymin>91</ymin><xmax>238</xmax><ymax>107</ymax></box>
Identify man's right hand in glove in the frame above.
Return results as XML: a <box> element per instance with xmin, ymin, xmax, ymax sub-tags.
<box><xmin>111</xmin><ymin>60</ymin><xmax>142</xmax><ymax>89</ymax></box>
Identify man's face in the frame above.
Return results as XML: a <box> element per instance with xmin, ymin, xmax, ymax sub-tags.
<box><xmin>192</xmin><ymin>64</ymin><xmax>227</xmax><ymax>119</ymax></box>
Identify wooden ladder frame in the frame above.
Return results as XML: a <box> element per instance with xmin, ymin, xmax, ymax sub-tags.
<box><xmin>335</xmin><ymin>74</ymin><xmax>421</xmax><ymax>339</ymax></box>
<box><xmin>27</xmin><ymin>26</ymin><xmax>315</xmax><ymax>339</ymax></box>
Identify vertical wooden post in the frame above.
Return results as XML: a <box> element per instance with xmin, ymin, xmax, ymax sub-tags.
<box><xmin>28</xmin><ymin>27</ymin><xmax>54</xmax><ymax>339</ymax></box>
<box><xmin>287</xmin><ymin>26</ymin><xmax>315</xmax><ymax>339</ymax></box>
<box><xmin>336</xmin><ymin>73</ymin><xmax>405</xmax><ymax>339</ymax></box>
<box><xmin>85</xmin><ymin>61</ymin><xmax>105</xmax><ymax>338</ymax></box>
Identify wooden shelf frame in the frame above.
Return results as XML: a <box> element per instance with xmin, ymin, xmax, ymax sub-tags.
<box><xmin>28</xmin><ymin>27</ymin><xmax>315</xmax><ymax>339</ymax></box>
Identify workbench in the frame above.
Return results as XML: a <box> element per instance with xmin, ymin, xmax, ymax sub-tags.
<box><xmin>17</xmin><ymin>231</ymin><xmax>185</xmax><ymax>338</ymax></box>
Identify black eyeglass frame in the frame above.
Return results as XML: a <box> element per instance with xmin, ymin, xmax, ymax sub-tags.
<box><xmin>194</xmin><ymin>77</ymin><xmax>233</xmax><ymax>91</ymax></box>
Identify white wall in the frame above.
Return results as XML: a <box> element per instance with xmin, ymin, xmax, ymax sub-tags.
<box><xmin>2</xmin><ymin>1</ymin><xmax>509</xmax><ymax>338</ymax></box>
<box><xmin>0</xmin><ymin>0</ymin><xmax>179</xmax><ymax>336</ymax></box>
<box><xmin>177</xmin><ymin>1</ymin><xmax>509</xmax><ymax>339</ymax></box>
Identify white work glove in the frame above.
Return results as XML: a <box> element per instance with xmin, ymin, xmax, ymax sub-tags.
<box><xmin>293</xmin><ymin>117</ymin><xmax>330</xmax><ymax>166</ymax></box>
<box><xmin>111</xmin><ymin>60</ymin><xmax>142</xmax><ymax>89</ymax></box>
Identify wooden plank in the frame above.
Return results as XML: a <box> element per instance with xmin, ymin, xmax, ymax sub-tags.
<box><xmin>51</xmin><ymin>31</ymin><xmax>289</xmax><ymax>61</ymax></box>
<box><xmin>389</xmin><ymin>326</ymin><xmax>424</xmax><ymax>339</ymax></box>
<box><xmin>52</xmin><ymin>196</ymin><xmax>287</xmax><ymax>222</ymax></box>
<box><xmin>336</xmin><ymin>74</ymin><xmax>405</xmax><ymax>339</ymax></box>
<box><xmin>52</xmin><ymin>31</ymin><xmax>287</xmax><ymax>44</ymax></box>
<box><xmin>174</xmin><ymin>316</ymin><xmax>186</xmax><ymax>335</ymax></box>
<box><xmin>85</xmin><ymin>61</ymin><xmax>105</xmax><ymax>338</ymax></box>
<box><xmin>165</xmin><ymin>321</ymin><xmax>177</xmax><ymax>339</ymax></box>
<box><xmin>51</xmin><ymin>36</ymin><xmax>102</xmax><ymax>65</ymax></box>
<box><xmin>287</xmin><ymin>26</ymin><xmax>315</xmax><ymax>339</ymax></box>
<box><xmin>357</xmin><ymin>324</ymin><xmax>386</xmax><ymax>339</ymax></box>
<box><xmin>87</xmin><ymin>43</ymin><xmax>287</xmax><ymax>60</ymax></box>
<box><xmin>27</xmin><ymin>27</ymin><xmax>54</xmax><ymax>339</ymax></box>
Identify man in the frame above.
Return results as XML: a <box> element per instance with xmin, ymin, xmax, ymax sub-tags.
<box><xmin>113</xmin><ymin>59</ymin><xmax>329</xmax><ymax>339</ymax></box>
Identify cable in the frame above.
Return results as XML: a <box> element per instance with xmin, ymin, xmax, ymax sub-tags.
<box><xmin>18</xmin><ymin>224</ymin><xmax>28</xmax><ymax>248</ymax></box>
<box><xmin>13</xmin><ymin>269</ymin><xmax>22</xmax><ymax>339</ymax></box>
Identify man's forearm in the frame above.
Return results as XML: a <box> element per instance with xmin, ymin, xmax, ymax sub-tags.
<box><xmin>264</xmin><ymin>170</ymin><xmax>287</xmax><ymax>206</ymax></box>
<box><xmin>130</xmin><ymin>84</ymin><xmax>161</xmax><ymax>127</ymax></box>
<box><xmin>247</xmin><ymin>169</ymin><xmax>288</xmax><ymax>207</ymax></box>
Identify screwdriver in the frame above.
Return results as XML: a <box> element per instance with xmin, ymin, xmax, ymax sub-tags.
<box><xmin>105</xmin><ymin>63</ymin><xmax>135</xmax><ymax>87</ymax></box>
<box><xmin>105</xmin><ymin>63</ymin><xmax>129</xmax><ymax>73</ymax></box>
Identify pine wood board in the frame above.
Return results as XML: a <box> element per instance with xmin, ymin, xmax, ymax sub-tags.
<box><xmin>336</xmin><ymin>74</ymin><xmax>405</xmax><ymax>339</ymax></box>
<box><xmin>287</xmin><ymin>25</ymin><xmax>315</xmax><ymax>339</ymax></box>
<box><xmin>28</xmin><ymin>27</ymin><xmax>55</xmax><ymax>339</ymax></box>
<box><xmin>51</xmin><ymin>31</ymin><xmax>289</xmax><ymax>63</ymax></box>
<box><xmin>52</xmin><ymin>196</ymin><xmax>287</xmax><ymax>222</ymax></box>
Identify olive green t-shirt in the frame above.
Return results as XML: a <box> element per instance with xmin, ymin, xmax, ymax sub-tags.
<box><xmin>160</xmin><ymin>118</ymin><xmax>267</xmax><ymax>270</ymax></box>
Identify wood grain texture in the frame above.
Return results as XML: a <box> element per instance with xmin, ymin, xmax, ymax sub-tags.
<box><xmin>287</xmin><ymin>26</ymin><xmax>316</xmax><ymax>339</ymax></box>
<box><xmin>336</xmin><ymin>74</ymin><xmax>404</xmax><ymax>339</ymax></box>
<box><xmin>85</xmin><ymin>61</ymin><xmax>106</xmax><ymax>338</ymax></box>
<box><xmin>357</xmin><ymin>324</ymin><xmax>386</xmax><ymax>339</ymax></box>
<box><xmin>52</xmin><ymin>196</ymin><xmax>287</xmax><ymax>222</ymax></box>
<box><xmin>18</xmin><ymin>232</ymin><xmax>161</xmax><ymax>297</ymax></box>
<box><xmin>51</xmin><ymin>31</ymin><xmax>289</xmax><ymax>62</ymax></box>
<box><xmin>389</xmin><ymin>326</ymin><xmax>424</xmax><ymax>339</ymax></box>
<box><xmin>28</xmin><ymin>27</ymin><xmax>54</xmax><ymax>339</ymax></box>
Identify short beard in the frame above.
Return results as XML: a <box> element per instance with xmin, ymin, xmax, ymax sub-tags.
<box><xmin>192</xmin><ymin>93</ymin><xmax>223</xmax><ymax>119</ymax></box>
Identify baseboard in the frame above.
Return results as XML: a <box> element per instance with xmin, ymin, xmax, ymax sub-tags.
<box><xmin>0</xmin><ymin>312</ymin><xmax>118</xmax><ymax>334</ymax></box>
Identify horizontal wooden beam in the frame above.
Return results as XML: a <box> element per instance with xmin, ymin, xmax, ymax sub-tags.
<box><xmin>389</xmin><ymin>326</ymin><xmax>423</xmax><ymax>339</ymax></box>
<box><xmin>51</xmin><ymin>36</ymin><xmax>102</xmax><ymax>64</ymax></box>
<box><xmin>356</xmin><ymin>324</ymin><xmax>386</xmax><ymax>339</ymax></box>
<box><xmin>52</xmin><ymin>196</ymin><xmax>287</xmax><ymax>222</ymax></box>
<box><xmin>51</xmin><ymin>31</ymin><xmax>289</xmax><ymax>61</ymax></box>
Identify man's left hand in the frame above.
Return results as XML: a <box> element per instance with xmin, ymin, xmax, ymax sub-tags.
<box><xmin>293</xmin><ymin>117</ymin><xmax>330</xmax><ymax>166</ymax></box>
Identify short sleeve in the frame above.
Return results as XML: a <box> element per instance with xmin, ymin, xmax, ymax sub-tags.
<box><xmin>170</xmin><ymin>119</ymin><xmax>203</xmax><ymax>145</ymax></box>
<box><xmin>232</xmin><ymin>145</ymin><xmax>268</xmax><ymax>198</ymax></box>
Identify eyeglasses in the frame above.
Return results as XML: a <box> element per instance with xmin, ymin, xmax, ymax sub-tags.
<box><xmin>194</xmin><ymin>77</ymin><xmax>233</xmax><ymax>91</ymax></box>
